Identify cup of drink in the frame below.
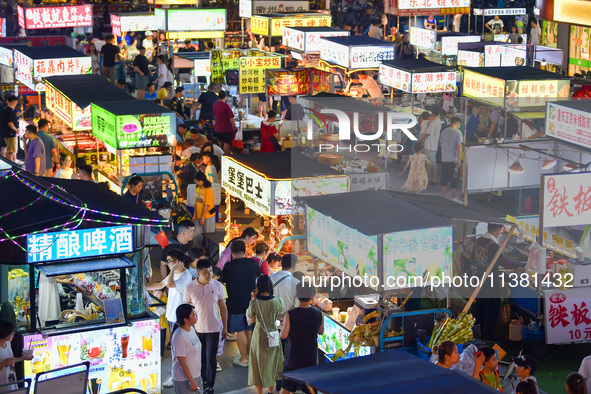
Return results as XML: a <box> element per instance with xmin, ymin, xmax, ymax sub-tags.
<box><xmin>88</xmin><ymin>378</ymin><xmax>102</xmax><ymax>394</ymax></box>
<box><xmin>149</xmin><ymin>373</ymin><xmax>158</xmax><ymax>390</ymax></box>
<box><xmin>142</xmin><ymin>335</ymin><xmax>152</xmax><ymax>353</ymax></box>
<box><xmin>145</xmin><ymin>201</ymin><xmax>153</xmax><ymax>210</ymax></box>
<box><xmin>32</xmin><ymin>352</ymin><xmax>44</xmax><ymax>374</ymax></box>
<box><xmin>121</xmin><ymin>335</ymin><xmax>129</xmax><ymax>359</ymax></box>
<box><xmin>57</xmin><ymin>343</ymin><xmax>71</xmax><ymax>367</ymax></box>
<box><xmin>332</xmin><ymin>307</ymin><xmax>340</xmax><ymax>318</ymax></box>
<box><xmin>141</xmin><ymin>378</ymin><xmax>150</xmax><ymax>391</ymax></box>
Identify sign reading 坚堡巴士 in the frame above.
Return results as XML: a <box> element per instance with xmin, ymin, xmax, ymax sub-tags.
<box><xmin>542</xmin><ymin>173</ymin><xmax>591</xmax><ymax>228</ymax></box>
<box><xmin>544</xmin><ymin>287</ymin><xmax>591</xmax><ymax>344</ymax></box>
<box><xmin>26</xmin><ymin>226</ymin><xmax>134</xmax><ymax>263</ymax></box>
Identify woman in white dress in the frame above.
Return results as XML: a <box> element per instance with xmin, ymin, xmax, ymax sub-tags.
<box><xmin>38</xmin><ymin>272</ymin><xmax>72</xmax><ymax>328</ymax></box>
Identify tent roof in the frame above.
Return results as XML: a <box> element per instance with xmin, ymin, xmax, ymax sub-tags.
<box><xmin>322</xmin><ymin>35</ymin><xmax>394</xmax><ymax>47</ymax></box>
<box><xmin>438</xmin><ymin>31</ymin><xmax>476</xmax><ymax>39</ymax></box>
<box><xmin>44</xmin><ymin>75</ymin><xmax>134</xmax><ymax>109</ymax></box>
<box><xmin>281</xmin><ymin>350</ymin><xmax>498</xmax><ymax>394</ymax></box>
<box><xmin>300</xmin><ymin>190</ymin><xmax>451</xmax><ymax>236</ymax></box>
<box><xmin>225</xmin><ymin>151</ymin><xmax>342</xmax><ymax>180</ymax></box>
<box><xmin>286</xmin><ymin>27</ymin><xmax>345</xmax><ymax>33</ymax></box>
<box><xmin>175</xmin><ymin>52</ymin><xmax>211</xmax><ymax>61</ymax></box>
<box><xmin>381</xmin><ymin>58</ymin><xmax>454</xmax><ymax>72</ymax></box>
<box><xmin>92</xmin><ymin>99</ymin><xmax>175</xmax><ymax>116</ymax></box>
<box><xmin>547</xmin><ymin>99</ymin><xmax>591</xmax><ymax>112</ymax></box>
<box><xmin>303</xmin><ymin>93</ymin><xmax>392</xmax><ymax>113</ymax></box>
<box><xmin>15</xmin><ymin>46</ymin><xmax>88</xmax><ymax>60</ymax></box>
<box><xmin>463</xmin><ymin>66</ymin><xmax>572</xmax><ymax>81</ymax></box>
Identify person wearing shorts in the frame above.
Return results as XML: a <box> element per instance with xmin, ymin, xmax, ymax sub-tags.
<box><xmin>0</xmin><ymin>95</ymin><xmax>19</xmax><ymax>161</ymax></box>
<box><xmin>439</xmin><ymin>116</ymin><xmax>463</xmax><ymax>201</ymax></box>
<box><xmin>133</xmin><ymin>47</ymin><xmax>151</xmax><ymax>100</ymax></box>
<box><xmin>212</xmin><ymin>90</ymin><xmax>236</xmax><ymax>155</ymax></box>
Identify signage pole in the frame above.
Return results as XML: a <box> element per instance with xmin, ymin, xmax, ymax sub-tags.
<box><xmin>538</xmin><ymin>174</ymin><xmax>545</xmax><ymax>246</ymax></box>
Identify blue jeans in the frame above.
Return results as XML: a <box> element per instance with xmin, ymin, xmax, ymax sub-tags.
<box><xmin>199</xmin><ymin>332</ymin><xmax>220</xmax><ymax>390</ymax></box>
<box><xmin>173</xmin><ymin>377</ymin><xmax>201</xmax><ymax>394</ymax></box>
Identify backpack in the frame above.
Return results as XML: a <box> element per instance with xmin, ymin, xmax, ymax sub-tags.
<box><xmin>479</xmin><ymin>369</ymin><xmax>501</xmax><ymax>390</ymax></box>
<box><xmin>472</xmin><ymin>240</ymin><xmax>495</xmax><ymax>274</ymax></box>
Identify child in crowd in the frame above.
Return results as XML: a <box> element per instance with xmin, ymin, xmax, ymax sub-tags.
<box><xmin>512</xmin><ymin>354</ymin><xmax>539</xmax><ymax>394</ymax></box>
<box><xmin>473</xmin><ymin>346</ymin><xmax>502</xmax><ymax>391</ymax></box>
<box><xmin>400</xmin><ymin>141</ymin><xmax>430</xmax><ymax>194</ymax></box>
<box><xmin>150</xmin><ymin>289</ymin><xmax>169</xmax><ymax>357</ymax></box>
<box><xmin>565</xmin><ymin>373</ymin><xmax>586</xmax><ymax>394</ymax></box>
<box><xmin>212</xmin><ymin>266</ymin><xmax>227</xmax><ymax>371</ymax></box>
<box><xmin>515</xmin><ymin>379</ymin><xmax>537</xmax><ymax>394</ymax></box>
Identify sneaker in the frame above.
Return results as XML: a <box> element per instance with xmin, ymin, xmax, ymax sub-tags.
<box><xmin>452</xmin><ymin>198</ymin><xmax>463</xmax><ymax>204</ymax></box>
<box><xmin>233</xmin><ymin>356</ymin><xmax>248</xmax><ymax>367</ymax></box>
<box><xmin>216</xmin><ymin>362</ymin><xmax>222</xmax><ymax>372</ymax></box>
<box><xmin>163</xmin><ymin>376</ymin><xmax>174</xmax><ymax>388</ymax></box>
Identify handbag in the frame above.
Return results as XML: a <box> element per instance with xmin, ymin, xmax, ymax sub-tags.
<box><xmin>255</xmin><ymin>299</ymin><xmax>280</xmax><ymax>348</ymax></box>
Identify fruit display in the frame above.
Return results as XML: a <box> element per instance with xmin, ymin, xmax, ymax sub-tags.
<box><xmin>332</xmin><ymin>310</ymin><xmax>392</xmax><ymax>361</ymax></box>
<box><xmin>427</xmin><ymin>312</ymin><xmax>475</xmax><ymax>348</ymax></box>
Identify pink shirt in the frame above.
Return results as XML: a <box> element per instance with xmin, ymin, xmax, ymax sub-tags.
<box><xmin>183</xmin><ymin>279</ymin><xmax>226</xmax><ymax>333</ymax></box>
<box><xmin>213</xmin><ymin>100</ymin><xmax>235</xmax><ymax>133</ymax></box>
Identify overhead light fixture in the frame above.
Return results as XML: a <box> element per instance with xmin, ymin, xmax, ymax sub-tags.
<box><xmin>563</xmin><ymin>161</ymin><xmax>580</xmax><ymax>172</ymax></box>
<box><xmin>542</xmin><ymin>157</ymin><xmax>557</xmax><ymax>170</ymax></box>
<box><xmin>509</xmin><ymin>160</ymin><xmax>524</xmax><ymax>174</ymax></box>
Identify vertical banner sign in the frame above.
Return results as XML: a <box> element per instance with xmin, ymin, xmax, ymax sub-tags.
<box><xmin>14</xmin><ymin>51</ymin><xmax>33</xmax><ymax>90</ymax></box>
<box><xmin>546</xmin><ymin>102</ymin><xmax>591</xmax><ymax>150</ymax></box>
<box><xmin>111</xmin><ymin>15</ymin><xmax>122</xmax><ymax>36</ymax></box>
<box><xmin>543</xmin><ymin>173</ymin><xmax>591</xmax><ymax>228</ymax></box>
<box><xmin>210</xmin><ymin>49</ymin><xmax>240</xmax><ymax>84</ymax></box>
<box><xmin>45</xmin><ymin>84</ymin><xmax>73</xmax><ymax>126</ymax></box>
<box><xmin>266</xmin><ymin>69</ymin><xmax>310</xmax><ymax>96</ymax></box>
<box><xmin>239</xmin><ymin>56</ymin><xmax>281</xmax><ymax>94</ymax></box>
<box><xmin>544</xmin><ymin>288</ymin><xmax>591</xmax><ymax>344</ymax></box>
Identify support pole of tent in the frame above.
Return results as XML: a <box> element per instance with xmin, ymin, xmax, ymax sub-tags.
<box><xmin>462</xmin><ymin>225</ymin><xmax>517</xmax><ymax>313</ymax></box>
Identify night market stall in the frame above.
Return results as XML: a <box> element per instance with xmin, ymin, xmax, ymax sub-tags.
<box><xmin>155</xmin><ymin>8</ymin><xmax>227</xmax><ymax>51</ymax></box>
<box><xmin>250</xmin><ymin>12</ymin><xmax>332</xmax><ymax>44</ymax></box>
<box><xmin>472</xmin><ymin>7</ymin><xmax>527</xmax><ymax>36</ymax></box>
<box><xmin>410</xmin><ymin>27</ymin><xmax>481</xmax><ymax>65</ymax></box>
<box><xmin>0</xmin><ymin>165</ymin><xmax>168</xmax><ymax>393</ymax></box>
<box><xmin>43</xmin><ymin>74</ymin><xmax>134</xmax><ymax>163</ymax></box>
<box><xmin>283</xmin><ymin>26</ymin><xmax>349</xmax><ymax>68</ymax></box>
<box><xmin>91</xmin><ymin>100</ymin><xmax>177</xmax><ymax>195</ymax></box>
<box><xmin>457</xmin><ymin>41</ymin><xmax>527</xmax><ymax>68</ymax></box>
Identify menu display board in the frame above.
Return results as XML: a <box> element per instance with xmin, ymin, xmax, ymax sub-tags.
<box><xmin>266</xmin><ymin>69</ymin><xmax>310</xmax><ymax>96</ymax></box>
<box><xmin>165</xmin><ymin>9</ymin><xmax>226</xmax><ymax>31</ymax></box>
<box><xmin>542</xmin><ymin>173</ymin><xmax>591</xmax><ymax>227</ymax></box>
<box><xmin>379</xmin><ymin>64</ymin><xmax>455</xmax><ymax>93</ymax></box>
<box><xmin>239</xmin><ymin>0</ymin><xmax>253</xmax><ymax>18</ymax></box>
<box><xmin>506</xmin><ymin>79</ymin><xmax>569</xmax><ymax>108</ymax></box>
<box><xmin>410</xmin><ymin>27</ymin><xmax>436</xmax><ymax>49</ymax></box>
<box><xmin>379</xmin><ymin>63</ymin><xmax>411</xmax><ymax>92</ymax></box>
<box><xmin>500</xmin><ymin>46</ymin><xmax>527</xmax><ymax>67</ymax></box>
<box><xmin>321</xmin><ymin>40</ymin><xmax>394</xmax><ymax>69</ymax></box>
<box><xmin>544</xmin><ymin>287</ymin><xmax>591</xmax><ymax>344</ymax></box>
<box><xmin>283</xmin><ymin>27</ymin><xmax>349</xmax><ymax>53</ymax></box>
<box><xmin>546</xmin><ymin>102</ymin><xmax>591</xmax><ymax>150</ymax></box>
<box><xmin>457</xmin><ymin>50</ymin><xmax>484</xmax><ymax>67</ymax></box>
<box><xmin>440</xmin><ymin>35</ymin><xmax>481</xmax><ymax>56</ymax></box>
<box><xmin>474</xmin><ymin>7</ymin><xmax>526</xmax><ymax>15</ymax></box>
<box><xmin>111</xmin><ymin>13</ymin><xmax>163</xmax><ymax>36</ymax></box>
<box><xmin>221</xmin><ymin>157</ymin><xmax>273</xmax><ymax>216</ymax></box>
<box><xmin>23</xmin><ymin>319</ymin><xmax>161</xmax><ymax>394</ymax></box>
<box><xmin>92</xmin><ymin>105</ymin><xmax>176</xmax><ymax>150</ymax></box>
<box><xmin>18</xmin><ymin>5</ymin><xmax>93</xmax><ymax>29</ymax></box>
<box><xmin>461</xmin><ymin>69</ymin><xmax>505</xmax><ymax>107</ymax></box>
<box><xmin>210</xmin><ymin>49</ymin><xmax>241</xmax><ymax>84</ymax></box>
<box><xmin>15</xmin><ymin>52</ymin><xmax>92</xmax><ymax>91</ymax></box>
<box><xmin>251</xmin><ymin>14</ymin><xmax>331</xmax><ymax>36</ymax></box>
<box><xmin>13</xmin><ymin>50</ymin><xmax>34</xmax><ymax>91</ymax></box>
<box><xmin>310</xmin><ymin>68</ymin><xmax>332</xmax><ymax>94</ymax></box>
<box><xmin>238</xmin><ymin>56</ymin><xmax>281</xmax><ymax>94</ymax></box>
<box><xmin>274</xmin><ymin>176</ymin><xmax>348</xmax><ymax>216</ymax></box>
<box><xmin>319</xmin><ymin>313</ymin><xmax>371</xmax><ymax>359</ymax></box>
<box><xmin>383</xmin><ymin>226</ymin><xmax>452</xmax><ymax>290</ymax></box>
<box><xmin>45</xmin><ymin>83</ymin><xmax>92</xmax><ymax>130</ymax></box>
<box><xmin>306</xmin><ymin>206</ymin><xmax>379</xmax><ymax>280</ymax></box>
<box><xmin>0</xmin><ymin>45</ymin><xmax>13</xmax><ymax>67</ymax></box>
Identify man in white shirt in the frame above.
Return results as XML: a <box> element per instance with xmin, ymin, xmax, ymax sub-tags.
<box><xmin>418</xmin><ymin>105</ymin><xmax>442</xmax><ymax>185</ymax></box>
<box><xmin>368</xmin><ymin>20</ymin><xmax>383</xmax><ymax>40</ymax></box>
<box><xmin>486</xmin><ymin>15</ymin><xmax>504</xmax><ymax>34</ymax></box>
<box><xmin>579</xmin><ymin>355</ymin><xmax>591</xmax><ymax>394</ymax></box>
<box><xmin>182</xmin><ymin>139</ymin><xmax>200</xmax><ymax>160</ymax></box>
<box><xmin>270</xmin><ymin>254</ymin><xmax>300</xmax><ymax>315</ymax></box>
<box><xmin>530</xmin><ymin>20</ymin><xmax>541</xmax><ymax>45</ymax></box>
<box><xmin>183</xmin><ymin>259</ymin><xmax>227</xmax><ymax>394</ymax></box>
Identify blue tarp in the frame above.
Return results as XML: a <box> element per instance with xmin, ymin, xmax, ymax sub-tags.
<box><xmin>280</xmin><ymin>350</ymin><xmax>499</xmax><ymax>394</ymax></box>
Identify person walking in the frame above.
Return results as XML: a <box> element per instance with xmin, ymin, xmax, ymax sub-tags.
<box><xmin>218</xmin><ymin>227</ymin><xmax>259</xmax><ymax>270</ymax></box>
<box><xmin>133</xmin><ymin>47</ymin><xmax>152</xmax><ymax>100</ymax></box>
<box><xmin>171</xmin><ymin>304</ymin><xmax>202</xmax><ymax>394</ymax></box>
<box><xmin>191</xmin><ymin>172</ymin><xmax>215</xmax><ymax>249</ymax></box>
<box><xmin>222</xmin><ymin>240</ymin><xmax>261</xmax><ymax>368</ymax></box>
<box><xmin>400</xmin><ymin>141</ymin><xmax>429</xmax><ymax>194</ymax></box>
<box><xmin>247</xmin><ymin>275</ymin><xmax>284</xmax><ymax>394</ymax></box>
<box><xmin>418</xmin><ymin>106</ymin><xmax>442</xmax><ymax>185</ymax></box>
<box><xmin>270</xmin><ymin>254</ymin><xmax>299</xmax><ymax>316</ymax></box>
<box><xmin>0</xmin><ymin>95</ymin><xmax>19</xmax><ymax>161</ymax></box>
<box><xmin>212</xmin><ymin>90</ymin><xmax>237</xmax><ymax>155</ymax></box>
<box><xmin>100</xmin><ymin>34</ymin><xmax>121</xmax><ymax>83</ymax></box>
<box><xmin>36</xmin><ymin>119</ymin><xmax>57</xmax><ymax>176</ymax></box>
<box><xmin>280</xmin><ymin>282</ymin><xmax>323</xmax><ymax>394</ymax></box>
<box><xmin>24</xmin><ymin>125</ymin><xmax>46</xmax><ymax>176</ymax></box>
<box><xmin>183</xmin><ymin>259</ymin><xmax>227</xmax><ymax>394</ymax></box>
<box><xmin>439</xmin><ymin>116</ymin><xmax>462</xmax><ymax>201</ymax></box>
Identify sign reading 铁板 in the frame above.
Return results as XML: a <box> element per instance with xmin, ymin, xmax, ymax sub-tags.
<box><xmin>543</xmin><ymin>173</ymin><xmax>591</xmax><ymax>228</ymax></box>
<box><xmin>544</xmin><ymin>287</ymin><xmax>591</xmax><ymax>344</ymax></box>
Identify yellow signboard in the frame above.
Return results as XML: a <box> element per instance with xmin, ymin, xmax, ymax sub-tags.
<box><xmin>554</xmin><ymin>0</ymin><xmax>591</xmax><ymax>26</ymax></box>
<box><xmin>251</xmin><ymin>16</ymin><xmax>270</xmax><ymax>35</ymax></box>
<box><xmin>251</xmin><ymin>14</ymin><xmax>332</xmax><ymax>36</ymax></box>
<box><xmin>166</xmin><ymin>31</ymin><xmax>225</xmax><ymax>39</ymax></box>
<box><xmin>239</xmin><ymin>56</ymin><xmax>281</xmax><ymax>94</ymax></box>
<box><xmin>462</xmin><ymin>69</ymin><xmax>506</xmax><ymax>107</ymax></box>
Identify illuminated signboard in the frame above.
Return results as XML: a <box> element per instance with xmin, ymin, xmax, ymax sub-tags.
<box><xmin>410</xmin><ymin>27</ymin><xmax>436</xmax><ymax>49</ymax></box>
<box><xmin>379</xmin><ymin>63</ymin><xmax>455</xmax><ymax>93</ymax></box>
<box><xmin>221</xmin><ymin>156</ymin><xmax>273</xmax><ymax>216</ymax></box>
<box><xmin>494</xmin><ymin>33</ymin><xmax>527</xmax><ymax>43</ymax></box>
<box><xmin>111</xmin><ymin>15</ymin><xmax>122</xmax><ymax>36</ymax></box>
<box><xmin>506</xmin><ymin>79</ymin><xmax>569</xmax><ymax>108</ymax></box>
<box><xmin>27</xmin><ymin>226</ymin><xmax>134</xmax><ymax>263</ymax></box>
<box><xmin>45</xmin><ymin>84</ymin><xmax>92</xmax><ymax>130</ymax></box>
<box><xmin>18</xmin><ymin>5</ymin><xmax>93</xmax><ymax>30</ymax></box>
<box><xmin>283</xmin><ymin>27</ymin><xmax>349</xmax><ymax>53</ymax></box>
<box><xmin>274</xmin><ymin>177</ymin><xmax>348</xmax><ymax>216</ymax></box>
<box><xmin>499</xmin><ymin>45</ymin><xmax>527</xmax><ymax>67</ymax></box>
<box><xmin>165</xmin><ymin>9</ymin><xmax>226</xmax><ymax>31</ymax></box>
<box><xmin>239</xmin><ymin>56</ymin><xmax>282</xmax><ymax>94</ymax></box>
<box><xmin>457</xmin><ymin>50</ymin><xmax>484</xmax><ymax>67</ymax></box>
<box><xmin>251</xmin><ymin>14</ymin><xmax>332</xmax><ymax>36</ymax></box>
<box><xmin>396</xmin><ymin>0</ymin><xmax>470</xmax><ymax>17</ymax></box>
<box><xmin>383</xmin><ymin>226</ymin><xmax>453</xmax><ymax>290</ymax></box>
<box><xmin>266</xmin><ymin>69</ymin><xmax>311</xmax><ymax>96</ymax></box>
<box><xmin>253</xmin><ymin>1</ymin><xmax>309</xmax><ymax>14</ymax></box>
<box><xmin>319</xmin><ymin>313</ymin><xmax>371</xmax><ymax>359</ymax></box>
<box><xmin>554</xmin><ymin>0</ymin><xmax>591</xmax><ymax>26</ymax></box>
<box><xmin>91</xmin><ymin>104</ymin><xmax>176</xmax><ymax>150</ymax></box>
<box><xmin>240</xmin><ymin>0</ymin><xmax>253</xmax><ymax>18</ymax></box>
<box><xmin>440</xmin><ymin>35</ymin><xmax>481</xmax><ymax>56</ymax></box>
<box><xmin>320</xmin><ymin>38</ymin><xmax>394</xmax><ymax>69</ymax></box>
<box><xmin>151</xmin><ymin>0</ymin><xmax>199</xmax><ymax>4</ymax></box>
<box><xmin>543</xmin><ymin>173</ymin><xmax>591</xmax><ymax>228</ymax></box>
<box><xmin>473</xmin><ymin>7</ymin><xmax>526</xmax><ymax>15</ymax></box>
<box><xmin>23</xmin><ymin>319</ymin><xmax>161</xmax><ymax>392</ymax></box>
<box><xmin>210</xmin><ymin>49</ymin><xmax>241</xmax><ymax>84</ymax></box>
<box><xmin>461</xmin><ymin>69</ymin><xmax>506</xmax><ymax>107</ymax></box>
<box><xmin>0</xmin><ymin>46</ymin><xmax>13</xmax><ymax>67</ymax></box>
<box><xmin>379</xmin><ymin>63</ymin><xmax>412</xmax><ymax>91</ymax></box>
<box><xmin>546</xmin><ymin>102</ymin><xmax>591</xmax><ymax>151</ymax></box>
<box><xmin>112</xmin><ymin>13</ymin><xmax>164</xmax><ymax>36</ymax></box>
<box><xmin>544</xmin><ymin>287</ymin><xmax>591</xmax><ymax>344</ymax></box>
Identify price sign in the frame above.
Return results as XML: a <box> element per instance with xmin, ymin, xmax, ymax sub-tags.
<box><xmin>239</xmin><ymin>56</ymin><xmax>281</xmax><ymax>94</ymax></box>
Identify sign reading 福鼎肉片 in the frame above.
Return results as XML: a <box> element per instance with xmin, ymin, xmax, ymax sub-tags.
<box><xmin>26</xmin><ymin>225</ymin><xmax>134</xmax><ymax>263</ymax></box>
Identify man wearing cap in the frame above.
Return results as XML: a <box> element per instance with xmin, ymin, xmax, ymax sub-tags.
<box><xmin>157</xmin><ymin>81</ymin><xmax>173</xmax><ymax>101</ymax></box>
<box><xmin>512</xmin><ymin>354</ymin><xmax>539</xmax><ymax>394</ymax></box>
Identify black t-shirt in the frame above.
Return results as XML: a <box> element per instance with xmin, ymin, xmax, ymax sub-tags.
<box><xmin>123</xmin><ymin>190</ymin><xmax>143</xmax><ymax>204</ymax></box>
<box><xmin>101</xmin><ymin>44</ymin><xmax>120</xmax><ymax>67</ymax></box>
<box><xmin>285</xmin><ymin>307</ymin><xmax>322</xmax><ymax>368</ymax></box>
<box><xmin>0</xmin><ymin>105</ymin><xmax>17</xmax><ymax>138</ymax></box>
<box><xmin>133</xmin><ymin>54</ymin><xmax>150</xmax><ymax>76</ymax></box>
<box><xmin>285</xmin><ymin>103</ymin><xmax>304</xmax><ymax>121</ymax></box>
<box><xmin>198</xmin><ymin>91</ymin><xmax>218</xmax><ymax>121</ymax></box>
<box><xmin>160</xmin><ymin>240</ymin><xmax>194</xmax><ymax>263</ymax></box>
<box><xmin>222</xmin><ymin>257</ymin><xmax>261</xmax><ymax>314</ymax></box>
<box><xmin>178</xmin><ymin>47</ymin><xmax>196</xmax><ymax>53</ymax></box>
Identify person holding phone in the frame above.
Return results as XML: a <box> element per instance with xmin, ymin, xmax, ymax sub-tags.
<box><xmin>192</xmin><ymin>172</ymin><xmax>215</xmax><ymax>247</ymax></box>
<box><xmin>260</xmin><ymin>110</ymin><xmax>282</xmax><ymax>153</ymax></box>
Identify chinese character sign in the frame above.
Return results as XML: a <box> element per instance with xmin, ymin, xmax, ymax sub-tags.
<box><xmin>239</xmin><ymin>56</ymin><xmax>281</xmax><ymax>94</ymax></box>
<box><xmin>546</xmin><ymin>102</ymin><xmax>591</xmax><ymax>150</ymax></box>
<box><xmin>111</xmin><ymin>15</ymin><xmax>122</xmax><ymax>36</ymax></box>
<box><xmin>166</xmin><ymin>9</ymin><xmax>226</xmax><ymax>31</ymax></box>
<box><xmin>221</xmin><ymin>157</ymin><xmax>273</xmax><ymax>216</ymax></box>
<box><xmin>116</xmin><ymin>113</ymin><xmax>176</xmax><ymax>149</ymax></box>
<box><xmin>269</xmin><ymin>15</ymin><xmax>332</xmax><ymax>36</ymax></box>
<box><xmin>320</xmin><ymin>40</ymin><xmax>349</xmax><ymax>68</ymax></box>
<box><xmin>32</xmin><ymin>56</ymin><xmax>92</xmax><ymax>92</ymax></box>
<box><xmin>462</xmin><ymin>69</ymin><xmax>505</xmax><ymax>107</ymax></box>
<box><xmin>398</xmin><ymin>0</ymin><xmax>470</xmax><ymax>9</ymax></box>
<box><xmin>411</xmin><ymin>71</ymin><xmax>456</xmax><ymax>94</ymax></box>
<box><xmin>26</xmin><ymin>226</ymin><xmax>134</xmax><ymax>263</ymax></box>
<box><xmin>543</xmin><ymin>174</ymin><xmax>591</xmax><ymax>227</ymax></box>
<box><xmin>266</xmin><ymin>69</ymin><xmax>310</xmax><ymax>96</ymax></box>
<box><xmin>14</xmin><ymin>50</ymin><xmax>33</xmax><ymax>90</ymax></box>
<box><xmin>91</xmin><ymin>104</ymin><xmax>118</xmax><ymax>149</ymax></box>
<box><xmin>210</xmin><ymin>49</ymin><xmax>240</xmax><ymax>84</ymax></box>
<box><xmin>283</xmin><ymin>27</ymin><xmax>306</xmax><ymax>51</ymax></box>
<box><xmin>120</xmin><ymin>14</ymin><xmax>162</xmax><ymax>32</ymax></box>
<box><xmin>440</xmin><ymin>35</ymin><xmax>480</xmax><ymax>56</ymax></box>
<box><xmin>254</xmin><ymin>0</ymin><xmax>309</xmax><ymax>14</ymax></box>
<box><xmin>379</xmin><ymin>64</ymin><xmax>412</xmax><ymax>92</ymax></box>
<box><xmin>239</xmin><ymin>0</ymin><xmax>253</xmax><ymax>18</ymax></box>
<box><xmin>507</xmin><ymin>79</ymin><xmax>569</xmax><ymax>108</ymax></box>
<box><xmin>45</xmin><ymin>84</ymin><xmax>73</xmax><ymax>126</ymax></box>
<box><xmin>311</xmin><ymin>68</ymin><xmax>332</xmax><ymax>94</ymax></box>
<box><xmin>410</xmin><ymin>27</ymin><xmax>436</xmax><ymax>49</ymax></box>
<box><xmin>457</xmin><ymin>50</ymin><xmax>484</xmax><ymax>67</ymax></box>
<box><xmin>284</xmin><ymin>27</ymin><xmax>349</xmax><ymax>53</ymax></box>
<box><xmin>251</xmin><ymin>16</ymin><xmax>270</xmax><ymax>35</ymax></box>
<box><xmin>484</xmin><ymin>7</ymin><xmax>526</xmax><ymax>15</ymax></box>
<box><xmin>19</xmin><ymin>5</ymin><xmax>93</xmax><ymax>30</ymax></box>
<box><xmin>383</xmin><ymin>226</ymin><xmax>453</xmax><ymax>290</ymax></box>
<box><xmin>350</xmin><ymin>45</ymin><xmax>394</xmax><ymax>68</ymax></box>
<box><xmin>544</xmin><ymin>288</ymin><xmax>591</xmax><ymax>344</ymax></box>
<box><xmin>0</xmin><ymin>45</ymin><xmax>13</xmax><ymax>67</ymax></box>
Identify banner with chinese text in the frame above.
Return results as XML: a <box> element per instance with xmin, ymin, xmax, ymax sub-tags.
<box><xmin>18</xmin><ymin>5</ymin><xmax>93</xmax><ymax>30</ymax></box>
<box><xmin>266</xmin><ymin>69</ymin><xmax>310</xmax><ymax>96</ymax></box>
<box><xmin>33</xmin><ymin>56</ymin><xmax>92</xmax><ymax>91</ymax></box>
<box><xmin>544</xmin><ymin>287</ymin><xmax>591</xmax><ymax>344</ymax></box>
<box><xmin>461</xmin><ymin>69</ymin><xmax>505</xmax><ymax>107</ymax></box>
<box><xmin>543</xmin><ymin>173</ymin><xmax>591</xmax><ymax>228</ymax></box>
<box><xmin>239</xmin><ymin>56</ymin><xmax>281</xmax><ymax>94</ymax></box>
<box><xmin>221</xmin><ymin>157</ymin><xmax>273</xmax><ymax>216</ymax></box>
<box><xmin>396</xmin><ymin>0</ymin><xmax>470</xmax><ymax>16</ymax></box>
<box><xmin>210</xmin><ymin>49</ymin><xmax>241</xmax><ymax>84</ymax></box>
<box><xmin>546</xmin><ymin>102</ymin><xmax>591</xmax><ymax>150</ymax></box>
<box><xmin>505</xmin><ymin>79</ymin><xmax>570</xmax><ymax>108</ymax></box>
<box><xmin>46</xmin><ymin>83</ymin><xmax>92</xmax><ymax>130</ymax></box>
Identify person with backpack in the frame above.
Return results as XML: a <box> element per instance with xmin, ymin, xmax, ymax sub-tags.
<box><xmin>473</xmin><ymin>346</ymin><xmax>502</xmax><ymax>390</ymax></box>
<box><xmin>252</xmin><ymin>242</ymin><xmax>272</xmax><ymax>276</ymax></box>
<box><xmin>471</xmin><ymin>223</ymin><xmax>522</xmax><ymax>340</ymax></box>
